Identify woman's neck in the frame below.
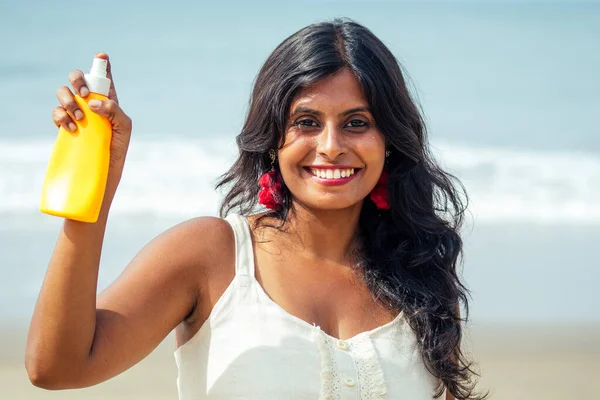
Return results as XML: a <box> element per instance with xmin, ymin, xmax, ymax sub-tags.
<box><xmin>275</xmin><ymin>202</ymin><xmax>363</xmax><ymax>266</ymax></box>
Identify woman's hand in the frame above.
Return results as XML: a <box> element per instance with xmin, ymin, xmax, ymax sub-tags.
<box><xmin>52</xmin><ymin>53</ymin><xmax>132</xmax><ymax>197</ymax></box>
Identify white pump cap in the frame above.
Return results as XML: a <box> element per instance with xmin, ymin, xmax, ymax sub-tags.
<box><xmin>83</xmin><ymin>57</ymin><xmax>111</xmax><ymax>96</ymax></box>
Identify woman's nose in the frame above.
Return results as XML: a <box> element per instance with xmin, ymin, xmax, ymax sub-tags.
<box><xmin>316</xmin><ymin>123</ymin><xmax>347</xmax><ymax>160</ymax></box>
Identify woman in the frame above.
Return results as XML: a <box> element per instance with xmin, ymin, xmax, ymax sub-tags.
<box><xmin>26</xmin><ymin>19</ymin><xmax>484</xmax><ymax>399</ymax></box>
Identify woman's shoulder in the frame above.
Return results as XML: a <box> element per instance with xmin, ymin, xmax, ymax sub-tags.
<box><xmin>168</xmin><ymin>215</ymin><xmax>233</xmax><ymax>240</ymax></box>
<box><xmin>164</xmin><ymin>215</ymin><xmax>235</xmax><ymax>259</ymax></box>
<box><xmin>145</xmin><ymin>215</ymin><xmax>236</xmax><ymax>281</ymax></box>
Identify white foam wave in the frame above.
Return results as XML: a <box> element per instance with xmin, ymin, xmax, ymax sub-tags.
<box><xmin>432</xmin><ymin>142</ymin><xmax>600</xmax><ymax>224</ymax></box>
<box><xmin>1</xmin><ymin>137</ymin><xmax>598</xmax><ymax>224</ymax></box>
<box><xmin>0</xmin><ymin>137</ymin><xmax>235</xmax><ymax>219</ymax></box>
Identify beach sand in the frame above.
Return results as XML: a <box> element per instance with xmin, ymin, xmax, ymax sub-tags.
<box><xmin>1</xmin><ymin>323</ymin><xmax>598</xmax><ymax>399</ymax></box>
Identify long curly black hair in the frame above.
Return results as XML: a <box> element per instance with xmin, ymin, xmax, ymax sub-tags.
<box><xmin>216</xmin><ymin>18</ymin><xmax>485</xmax><ymax>400</ymax></box>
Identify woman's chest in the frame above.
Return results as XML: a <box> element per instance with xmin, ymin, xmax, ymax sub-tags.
<box><xmin>175</xmin><ymin>301</ymin><xmax>440</xmax><ymax>400</ymax></box>
<box><xmin>254</xmin><ymin>251</ymin><xmax>397</xmax><ymax>341</ymax></box>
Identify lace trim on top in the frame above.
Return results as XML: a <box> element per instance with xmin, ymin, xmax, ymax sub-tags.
<box><xmin>314</xmin><ymin>327</ymin><xmax>388</xmax><ymax>400</ymax></box>
<box><xmin>315</xmin><ymin>329</ymin><xmax>341</xmax><ymax>400</ymax></box>
<box><xmin>352</xmin><ymin>335</ymin><xmax>387</xmax><ymax>399</ymax></box>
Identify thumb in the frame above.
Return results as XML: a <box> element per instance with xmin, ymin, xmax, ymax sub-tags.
<box><xmin>88</xmin><ymin>99</ymin><xmax>131</xmax><ymax>129</ymax></box>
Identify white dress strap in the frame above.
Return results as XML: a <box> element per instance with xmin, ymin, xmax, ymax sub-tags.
<box><xmin>224</xmin><ymin>213</ymin><xmax>256</xmax><ymax>279</ymax></box>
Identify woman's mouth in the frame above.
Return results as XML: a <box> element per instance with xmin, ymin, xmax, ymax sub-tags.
<box><xmin>304</xmin><ymin>166</ymin><xmax>361</xmax><ymax>186</ymax></box>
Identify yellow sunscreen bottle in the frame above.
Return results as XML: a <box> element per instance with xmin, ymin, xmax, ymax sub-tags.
<box><xmin>40</xmin><ymin>57</ymin><xmax>112</xmax><ymax>223</ymax></box>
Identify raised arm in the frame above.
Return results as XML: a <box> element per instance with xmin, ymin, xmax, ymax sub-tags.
<box><xmin>25</xmin><ymin>53</ymin><xmax>229</xmax><ymax>389</ymax></box>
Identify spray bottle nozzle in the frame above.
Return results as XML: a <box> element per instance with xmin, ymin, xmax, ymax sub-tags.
<box><xmin>83</xmin><ymin>57</ymin><xmax>111</xmax><ymax>96</ymax></box>
<box><xmin>89</xmin><ymin>58</ymin><xmax>108</xmax><ymax>78</ymax></box>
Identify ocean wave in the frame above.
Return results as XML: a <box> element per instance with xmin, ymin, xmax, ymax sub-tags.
<box><xmin>1</xmin><ymin>137</ymin><xmax>598</xmax><ymax>224</ymax></box>
<box><xmin>432</xmin><ymin>142</ymin><xmax>600</xmax><ymax>224</ymax></box>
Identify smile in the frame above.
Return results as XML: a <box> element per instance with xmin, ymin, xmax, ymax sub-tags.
<box><xmin>304</xmin><ymin>166</ymin><xmax>361</xmax><ymax>186</ymax></box>
<box><xmin>310</xmin><ymin>167</ymin><xmax>357</xmax><ymax>179</ymax></box>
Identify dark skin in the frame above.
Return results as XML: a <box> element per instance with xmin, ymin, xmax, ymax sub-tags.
<box><xmin>26</xmin><ymin>55</ymin><xmax>454</xmax><ymax>399</ymax></box>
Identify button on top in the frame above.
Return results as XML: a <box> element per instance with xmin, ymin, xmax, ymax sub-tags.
<box><xmin>336</xmin><ymin>340</ymin><xmax>348</xmax><ymax>350</ymax></box>
<box><xmin>344</xmin><ymin>377</ymin><xmax>356</xmax><ymax>387</ymax></box>
<box><xmin>375</xmin><ymin>387</ymin><xmax>387</xmax><ymax>395</ymax></box>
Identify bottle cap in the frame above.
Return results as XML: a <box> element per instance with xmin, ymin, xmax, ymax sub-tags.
<box><xmin>84</xmin><ymin>57</ymin><xmax>111</xmax><ymax>96</ymax></box>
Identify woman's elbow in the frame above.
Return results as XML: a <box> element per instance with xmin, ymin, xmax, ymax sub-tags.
<box><xmin>25</xmin><ymin>350</ymin><xmax>81</xmax><ymax>390</ymax></box>
<box><xmin>25</xmin><ymin>357</ymin><xmax>61</xmax><ymax>389</ymax></box>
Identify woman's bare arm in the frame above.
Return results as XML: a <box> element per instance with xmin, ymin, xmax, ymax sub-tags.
<box><xmin>26</xmin><ymin>53</ymin><xmax>233</xmax><ymax>389</ymax></box>
<box><xmin>25</xmin><ymin>213</ymin><xmax>231</xmax><ymax>389</ymax></box>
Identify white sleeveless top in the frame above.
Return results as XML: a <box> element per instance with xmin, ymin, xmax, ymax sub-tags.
<box><xmin>174</xmin><ymin>213</ymin><xmax>442</xmax><ymax>399</ymax></box>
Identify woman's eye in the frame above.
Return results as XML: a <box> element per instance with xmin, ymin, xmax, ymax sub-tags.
<box><xmin>345</xmin><ymin>119</ymin><xmax>369</xmax><ymax>130</ymax></box>
<box><xmin>294</xmin><ymin>119</ymin><xmax>319</xmax><ymax>130</ymax></box>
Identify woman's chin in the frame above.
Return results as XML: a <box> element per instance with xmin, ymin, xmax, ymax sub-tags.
<box><xmin>295</xmin><ymin>197</ymin><xmax>363</xmax><ymax>212</ymax></box>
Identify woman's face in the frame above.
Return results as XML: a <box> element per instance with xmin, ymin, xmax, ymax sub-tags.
<box><xmin>278</xmin><ymin>68</ymin><xmax>386</xmax><ymax>211</ymax></box>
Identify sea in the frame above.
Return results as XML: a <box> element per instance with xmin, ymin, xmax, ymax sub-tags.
<box><xmin>1</xmin><ymin>0</ymin><xmax>599</xmax><ymax>328</ymax></box>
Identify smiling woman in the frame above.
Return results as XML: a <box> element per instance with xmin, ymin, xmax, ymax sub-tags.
<box><xmin>215</xmin><ymin>19</ymin><xmax>484</xmax><ymax>400</ymax></box>
<box><xmin>26</xmin><ymin>17</ymin><xmax>484</xmax><ymax>400</ymax></box>
<box><xmin>279</xmin><ymin>70</ymin><xmax>386</xmax><ymax>209</ymax></box>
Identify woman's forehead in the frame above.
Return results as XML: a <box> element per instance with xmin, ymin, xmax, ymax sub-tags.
<box><xmin>290</xmin><ymin>70</ymin><xmax>369</xmax><ymax>112</ymax></box>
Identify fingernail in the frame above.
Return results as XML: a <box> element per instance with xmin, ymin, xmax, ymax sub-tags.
<box><xmin>69</xmin><ymin>122</ymin><xmax>77</xmax><ymax>132</ymax></box>
<box><xmin>74</xmin><ymin>109</ymin><xmax>84</xmax><ymax>120</ymax></box>
<box><xmin>88</xmin><ymin>100</ymin><xmax>102</xmax><ymax>109</ymax></box>
<box><xmin>80</xmin><ymin>86</ymin><xmax>89</xmax><ymax>97</ymax></box>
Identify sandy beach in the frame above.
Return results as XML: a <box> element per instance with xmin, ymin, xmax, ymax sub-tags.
<box><xmin>1</xmin><ymin>322</ymin><xmax>598</xmax><ymax>399</ymax></box>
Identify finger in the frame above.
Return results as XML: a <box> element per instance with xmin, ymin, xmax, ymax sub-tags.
<box><xmin>52</xmin><ymin>106</ymin><xmax>77</xmax><ymax>132</ymax></box>
<box><xmin>94</xmin><ymin>53</ymin><xmax>118</xmax><ymax>104</ymax></box>
<box><xmin>56</xmin><ymin>86</ymin><xmax>84</xmax><ymax>122</ymax></box>
<box><xmin>68</xmin><ymin>69</ymin><xmax>89</xmax><ymax>98</ymax></box>
<box><xmin>88</xmin><ymin>99</ymin><xmax>131</xmax><ymax>128</ymax></box>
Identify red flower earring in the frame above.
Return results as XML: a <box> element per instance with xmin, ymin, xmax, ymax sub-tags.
<box><xmin>369</xmin><ymin>150</ymin><xmax>391</xmax><ymax>210</ymax></box>
<box><xmin>258</xmin><ymin>149</ymin><xmax>284</xmax><ymax>210</ymax></box>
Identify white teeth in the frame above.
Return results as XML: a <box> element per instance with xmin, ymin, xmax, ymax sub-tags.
<box><xmin>310</xmin><ymin>168</ymin><xmax>357</xmax><ymax>180</ymax></box>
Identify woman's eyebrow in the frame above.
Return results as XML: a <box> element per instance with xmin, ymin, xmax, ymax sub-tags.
<box><xmin>340</xmin><ymin>106</ymin><xmax>370</xmax><ymax>117</ymax></box>
<box><xmin>290</xmin><ymin>107</ymin><xmax>321</xmax><ymax>118</ymax></box>
<box><xmin>289</xmin><ymin>106</ymin><xmax>371</xmax><ymax>118</ymax></box>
